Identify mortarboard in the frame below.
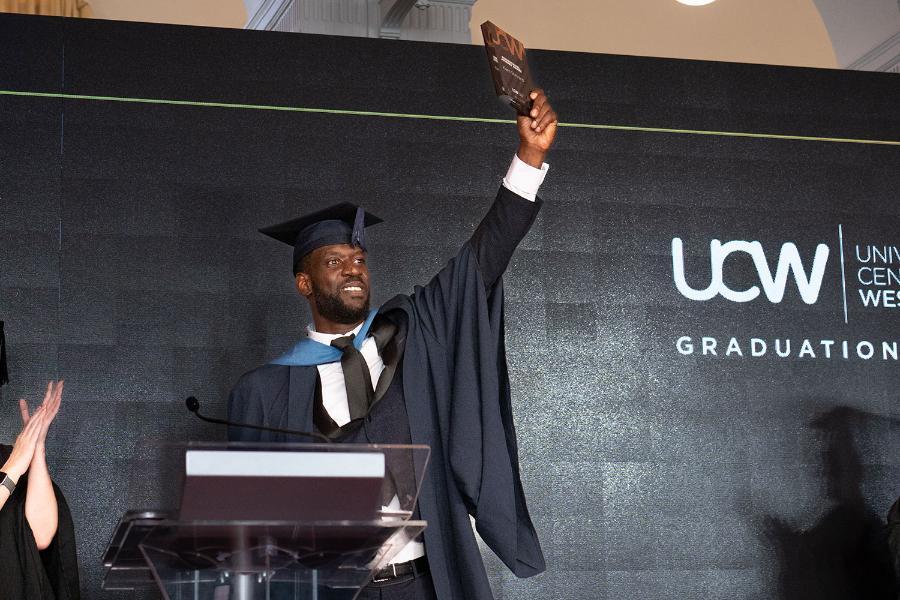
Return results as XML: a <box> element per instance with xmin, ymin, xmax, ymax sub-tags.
<box><xmin>259</xmin><ymin>202</ymin><xmax>383</xmax><ymax>273</ymax></box>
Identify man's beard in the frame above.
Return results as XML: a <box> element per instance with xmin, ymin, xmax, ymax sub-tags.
<box><xmin>311</xmin><ymin>283</ymin><xmax>370</xmax><ymax>325</ymax></box>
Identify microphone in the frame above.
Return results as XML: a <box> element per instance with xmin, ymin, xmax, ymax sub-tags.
<box><xmin>185</xmin><ymin>396</ymin><xmax>331</xmax><ymax>443</ymax></box>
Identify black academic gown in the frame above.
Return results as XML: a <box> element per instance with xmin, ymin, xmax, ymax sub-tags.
<box><xmin>228</xmin><ymin>186</ymin><xmax>546</xmax><ymax>600</ymax></box>
<box><xmin>0</xmin><ymin>445</ymin><xmax>80</xmax><ymax>600</ymax></box>
<box><xmin>887</xmin><ymin>497</ymin><xmax>900</xmax><ymax>586</ymax></box>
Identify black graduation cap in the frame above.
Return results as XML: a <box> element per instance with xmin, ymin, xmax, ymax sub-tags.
<box><xmin>259</xmin><ymin>202</ymin><xmax>383</xmax><ymax>273</ymax></box>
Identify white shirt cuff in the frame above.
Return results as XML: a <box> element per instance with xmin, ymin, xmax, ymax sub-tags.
<box><xmin>502</xmin><ymin>154</ymin><xmax>549</xmax><ymax>202</ymax></box>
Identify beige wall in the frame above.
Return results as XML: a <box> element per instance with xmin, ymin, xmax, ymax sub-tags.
<box><xmin>472</xmin><ymin>0</ymin><xmax>838</xmax><ymax>68</ymax></box>
<box><xmin>80</xmin><ymin>0</ymin><xmax>838</xmax><ymax>68</ymax></box>
<box><xmin>87</xmin><ymin>0</ymin><xmax>246</xmax><ymax>29</ymax></box>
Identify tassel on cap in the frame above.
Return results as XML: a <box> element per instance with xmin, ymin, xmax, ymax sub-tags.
<box><xmin>351</xmin><ymin>206</ymin><xmax>366</xmax><ymax>249</ymax></box>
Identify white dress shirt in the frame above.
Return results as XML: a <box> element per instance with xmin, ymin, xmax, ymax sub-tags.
<box><xmin>307</xmin><ymin>322</ymin><xmax>383</xmax><ymax>427</ymax></box>
<box><xmin>308</xmin><ymin>154</ymin><xmax>548</xmax><ymax>564</ymax></box>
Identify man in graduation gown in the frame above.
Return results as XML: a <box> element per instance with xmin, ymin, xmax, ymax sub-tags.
<box><xmin>228</xmin><ymin>91</ymin><xmax>558</xmax><ymax>600</ymax></box>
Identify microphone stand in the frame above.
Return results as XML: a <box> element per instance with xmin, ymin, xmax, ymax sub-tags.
<box><xmin>185</xmin><ymin>397</ymin><xmax>331</xmax><ymax>444</ymax></box>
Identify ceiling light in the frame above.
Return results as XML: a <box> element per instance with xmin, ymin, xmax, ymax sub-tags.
<box><xmin>677</xmin><ymin>0</ymin><xmax>716</xmax><ymax>5</ymax></box>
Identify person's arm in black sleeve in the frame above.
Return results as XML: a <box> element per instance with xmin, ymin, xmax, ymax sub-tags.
<box><xmin>468</xmin><ymin>89</ymin><xmax>558</xmax><ymax>289</ymax></box>
<box><xmin>408</xmin><ymin>90</ymin><xmax>558</xmax><ymax>342</ymax></box>
<box><xmin>469</xmin><ymin>186</ymin><xmax>541</xmax><ymax>290</ymax></box>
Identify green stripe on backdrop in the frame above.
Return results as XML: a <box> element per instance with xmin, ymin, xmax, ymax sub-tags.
<box><xmin>2</xmin><ymin>89</ymin><xmax>899</xmax><ymax>146</ymax></box>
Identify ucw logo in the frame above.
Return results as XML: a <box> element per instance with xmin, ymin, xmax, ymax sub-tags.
<box><xmin>672</xmin><ymin>238</ymin><xmax>830</xmax><ymax>304</ymax></box>
<box><xmin>484</xmin><ymin>27</ymin><xmax>525</xmax><ymax>60</ymax></box>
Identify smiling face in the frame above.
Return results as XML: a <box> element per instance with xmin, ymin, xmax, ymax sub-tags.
<box><xmin>296</xmin><ymin>243</ymin><xmax>371</xmax><ymax>333</ymax></box>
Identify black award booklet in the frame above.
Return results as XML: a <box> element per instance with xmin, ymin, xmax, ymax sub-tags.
<box><xmin>481</xmin><ymin>21</ymin><xmax>535</xmax><ymax>116</ymax></box>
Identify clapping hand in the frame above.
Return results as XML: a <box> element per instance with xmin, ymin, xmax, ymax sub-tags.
<box><xmin>6</xmin><ymin>381</ymin><xmax>64</xmax><ymax>548</ymax></box>
<box><xmin>7</xmin><ymin>380</ymin><xmax>65</xmax><ymax>482</ymax></box>
<box><xmin>20</xmin><ymin>380</ymin><xmax>63</xmax><ymax>449</ymax></box>
<box><xmin>3</xmin><ymin>404</ymin><xmax>46</xmax><ymax>482</ymax></box>
<box><xmin>1</xmin><ymin>379</ymin><xmax>61</xmax><ymax>483</ymax></box>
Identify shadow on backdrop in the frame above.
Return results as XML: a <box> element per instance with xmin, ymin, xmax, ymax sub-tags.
<box><xmin>761</xmin><ymin>406</ymin><xmax>897</xmax><ymax>600</ymax></box>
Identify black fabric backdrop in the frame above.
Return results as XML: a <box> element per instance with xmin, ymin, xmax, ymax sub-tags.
<box><xmin>1</xmin><ymin>12</ymin><xmax>899</xmax><ymax>599</ymax></box>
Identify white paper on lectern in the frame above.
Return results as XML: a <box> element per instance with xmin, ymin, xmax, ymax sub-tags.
<box><xmin>185</xmin><ymin>450</ymin><xmax>385</xmax><ymax>478</ymax></box>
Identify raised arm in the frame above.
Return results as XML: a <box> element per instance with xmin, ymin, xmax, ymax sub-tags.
<box><xmin>0</xmin><ymin>406</ymin><xmax>45</xmax><ymax>513</ymax></box>
<box><xmin>407</xmin><ymin>91</ymin><xmax>558</xmax><ymax>345</ymax></box>
<box><xmin>23</xmin><ymin>381</ymin><xmax>63</xmax><ymax>550</ymax></box>
<box><xmin>468</xmin><ymin>90</ymin><xmax>558</xmax><ymax>289</ymax></box>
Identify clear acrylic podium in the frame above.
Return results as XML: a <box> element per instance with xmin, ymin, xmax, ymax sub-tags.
<box><xmin>102</xmin><ymin>442</ymin><xmax>429</xmax><ymax>600</ymax></box>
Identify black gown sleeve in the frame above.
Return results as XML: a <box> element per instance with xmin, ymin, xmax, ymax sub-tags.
<box><xmin>38</xmin><ymin>483</ymin><xmax>81</xmax><ymax>600</ymax></box>
<box><xmin>227</xmin><ymin>371</ymin><xmax>266</xmax><ymax>442</ymax></box>
<box><xmin>398</xmin><ymin>185</ymin><xmax>547</xmax><ymax>580</ymax></box>
<box><xmin>888</xmin><ymin>497</ymin><xmax>900</xmax><ymax>583</ymax></box>
<box><xmin>407</xmin><ymin>185</ymin><xmax>542</xmax><ymax>346</ymax></box>
<box><xmin>467</xmin><ymin>185</ymin><xmax>542</xmax><ymax>291</ymax></box>
<box><xmin>0</xmin><ymin>445</ymin><xmax>80</xmax><ymax>600</ymax></box>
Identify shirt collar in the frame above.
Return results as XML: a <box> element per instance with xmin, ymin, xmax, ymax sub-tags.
<box><xmin>307</xmin><ymin>321</ymin><xmax>365</xmax><ymax>345</ymax></box>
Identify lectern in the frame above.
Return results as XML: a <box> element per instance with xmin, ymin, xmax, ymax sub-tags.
<box><xmin>102</xmin><ymin>443</ymin><xmax>429</xmax><ymax>600</ymax></box>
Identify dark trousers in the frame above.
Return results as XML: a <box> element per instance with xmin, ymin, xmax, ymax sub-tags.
<box><xmin>357</xmin><ymin>571</ymin><xmax>438</xmax><ymax>600</ymax></box>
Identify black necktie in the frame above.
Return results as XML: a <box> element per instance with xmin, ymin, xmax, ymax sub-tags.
<box><xmin>314</xmin><ymin>317</ymin><xmax>401</xmax><ymax>438</ymax></box>
<box><xmin>330</xmin><ymin>334</ymin><xmax>374</xmax><ymax>421</ymax></box>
